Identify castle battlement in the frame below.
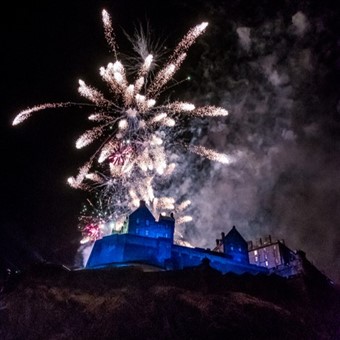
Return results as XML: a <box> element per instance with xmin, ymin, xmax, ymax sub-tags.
<box><xmin>86</xmin><ymin>200</ymin><xmax>327</xmax><ymax>280</ymax></box>
<box><xmin>86</xmin><ymin>201</ymin><xmax>268</xmax><ymax>275</ymax></box>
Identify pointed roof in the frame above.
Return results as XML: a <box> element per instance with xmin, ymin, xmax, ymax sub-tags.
<box><xmin>223</xmin><ymin>226</ymin><xmax>247</xmax><ymax>245</ymax></box>
<box><xmin>129</xmin><ymin>200</ymin><xmax>155</xmax><ymax>222</ymax></box>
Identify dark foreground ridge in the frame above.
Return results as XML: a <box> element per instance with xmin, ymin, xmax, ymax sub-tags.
<box><xmin>0</xmin><ymin>261</ymin><xmax>339</xmax><ymax>340</ymax></box>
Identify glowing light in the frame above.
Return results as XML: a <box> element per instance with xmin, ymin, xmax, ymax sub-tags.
<box><xmin>12</xmin><ymin>103</ymin><xmax>71</xmax><ymax>126</ymax></box>
<box><xmin>139</xmin><ymin>54</ymin><xmax>153</xmax><ymax>76</ymax></box>
<box><xmin>102</xmin><ymin>9</ymin><xmax>117</xmax><ymax>57</ymax></box>
<box><xmin>177</xmin><ymin>216</ymin><xmax>193</xmax><ymax>225</ymax></box>
<box><xmin>193</xmin><ymin>106</ymin><xmax>229</xmax><ymax>117</ymax></box>
<box><xmin>76</xmin><ymin>127</ymin><xmax>103</xmax><ymax>149</ymax></box>
<box><xmin>189</xmin><ymin>145</ymin><xmax>234</xmax><ymax>164</ymax></box>
<box><xmin>177</xmin><ymin>200</ymin><xmax>191</xmax><ymax>212</ymax></box>
<box><xmin>12</xmin><ymin>11</ymin><xmax>228</xmax><ymax>244</ymax></box>
<box><xmin>167</xmin><ymin>102</ymin><xmax>195</xmax><ymax>111</ymax></box>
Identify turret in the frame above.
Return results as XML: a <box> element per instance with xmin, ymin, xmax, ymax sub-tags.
<box><xmin>128</xmin><ymin>200</ymin><xmax>156</xmax><ymax>234</ymax></box>
<box><xmin>222</xmin><ymin>226</ymin><xmax>249</xmax><ymax>264</ymax></box>
<box><xmin>128</xmin><ymin>200</ymin><xmax>175</xmax><ymax>240</ymax></box>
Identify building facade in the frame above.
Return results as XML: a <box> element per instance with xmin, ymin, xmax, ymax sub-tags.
<box><xmin>86</xmin><ymin>201</ymin><xmax>268</xmax><ymax>276</ymax></box>
<box><xmin>248</xmin><ymin>236</ymin><xmax>296</xmax><ymax>269</ymax></box>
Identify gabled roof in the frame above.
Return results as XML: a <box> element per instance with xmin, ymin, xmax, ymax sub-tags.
<box><xmin>224</xmin><ymin>226</ymin><xmax>247</xmax><ymax>245</ymax></box>
<box><xmin>129</xmin><ymin>200</ymin><xmax>155</xmax><ymax>222</ymax></box>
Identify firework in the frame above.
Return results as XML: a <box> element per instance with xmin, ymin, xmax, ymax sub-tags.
<box><xmin>189</xmin><ymin>145</ymin><xmax>234</xmax><ymax>164</ymax></box>
<box><xmin>12</xmin><ymin>103</ymin><xmax>72</xmax><ymax>126</ymax></box>
<box><xmin>13</xmin><ymin>10</ymin><xmax>230</xmax><ymax>242</ymax></box>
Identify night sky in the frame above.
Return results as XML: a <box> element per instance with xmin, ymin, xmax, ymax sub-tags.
<box><xmin>1</xmin><ymin>1</ymin><xmax>339</xmax><ymax>282</ymax></box>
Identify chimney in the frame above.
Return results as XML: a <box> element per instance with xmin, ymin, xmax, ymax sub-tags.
<box><xmin>221</xmin><ymin>232</ymin><xmax>225</xmax><ymax>241</ymax></box>
<box><xmin>216</xmin><ymin>239</ymin><xmax>220</xmax><ymax>246</ymax></box>
<box><xmin>259</xmin><ymin>238</ymin><xmax>262</xmax><ymax>246</ymax></box>
<box><xmin>140</xmin><ymin>200</ymin><xmax>146</xmax><ymax>207</ymax></box>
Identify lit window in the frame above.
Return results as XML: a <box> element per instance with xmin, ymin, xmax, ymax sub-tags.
<box><xmin>254</xmin><ymin>250</ymin><xmax>258</xmax><ymax>255</ymax></box>
<box><xmin>255</xmin><ymin>256</ymin><xmax>258</xmax><ymax>262</ymax></box>
<box><xmin>265</xmin><ymin>260</ymin><xmax>269</xmax><ymax>267</ymax></box>
<box><xmin>230</xmin><ymin>246</ymin><xmax>234</xmax><ymax>251</ymax></box>
<box><xmin>145</xmin><ymin>230</ymin><xmax>149</xmax><ymax>236</ymax></box>
<box><xmin>136</xmin><ymin>228</ymin><xmax>139</xmax><ymax>234</ymax></box>
<box><xmin>273</xmin><ymin>245</ymin><xmax>276</xmax><ymax>250</ymax></box>
<box><xmin>239</xmin><ymin>247</ymin><xmax>242</xmax><ymax>252</ymax></box>
<box><xmin>136</xmin><ymin>218</ymin><xmax>139</xmax><ymax>224</ymax></box>
<box><xmin>146</xmin><ymin>220</ymin><xmax>149</xmax><ymax>226</ymax></box>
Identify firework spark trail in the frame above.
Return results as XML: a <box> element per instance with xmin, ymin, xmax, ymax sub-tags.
<box><xmin>12</xmin><ymin>103</ymin><xmax>72</xmax><ymax>126</ymax></box>
<box><xmin>176</xmin><ymin>216</ymin><xmax>193</xmax><ymax>225</ymax></box>
<box><xmin>67</xmin><ymin>162</ymin><xmax>92</xmax><ymax>190</ymax></box>
<box><xmin>192</xmin><ymin>106</ymin><xmax>229</xmax><ymax>117</ymax></box>
<box><xmin>170</xmin><ymin>22</ymin><xmax>208</xmax><ymax>63</ymax></box>
<box><xmin>78</xmin><ymin>80</ymin><xmax>111</xmax><ymax>106</ymax></box>
<box><xmin>147</xmin><ymin>53</ymin><xmax>187</xmax><ymax>98</ymax></box>
<box><xmin>145</xmin><ymin>22</ymin><xmax>208</xmax><ymax>99</ymax></box>
<box><xmin>76</xmin><ymin>127</ymin><xmax>105</xmax><ymax>149</ymax></box>
<box><xmin>12</xmin><ymin>10</ymin><xmax>229</xmax><ymax>243</ymax></box>
<box><xmin>189</xmin><ymin>145</ymin><xmax>234</xmax><ymax>164</ymax></box>
<box><xmin>176</xmin><ymin>200</ymin><xmax>191</xmax><ymax>212</ymax></box>
<box><xmin>137</xmin><ymin>54</ymin><xmax>153</xmax><ymax>78</ymax></box>
<box><xmin>102</xmin><ymin>9</ymin><xmax>118</xmax><ymax>59</ymax></box>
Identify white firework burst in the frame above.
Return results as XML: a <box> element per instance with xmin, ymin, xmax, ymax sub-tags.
<box><xmin>12</xmin><ymin>9</ymin><xmax>230</xmax><ymax>242</ymax></box>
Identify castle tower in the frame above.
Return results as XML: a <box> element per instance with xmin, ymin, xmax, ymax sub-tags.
<box><xmin>128</xmin><ymin>200</ymin><xmax>175</xmax><ymax>241</ymax></box>
<box><xmin>222</xmin><ymin>226</ymin><xmax>249</xmax><ymax>264</ymax></box>
<box><xmin>128</xmin><ymin>200</ymin><xmax>156</xmax><ymax>234</ymax></box>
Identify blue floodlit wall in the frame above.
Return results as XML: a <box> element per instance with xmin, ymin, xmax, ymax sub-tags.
<box><xmin>86</xmin><ymin>233</ymin><xmax>173</xmax><ymax>268</ymax></box>
<box><xmin>86</xmin><ymin>201</ymin><xmax>268</xmax><ymax>275</ymax></box>
<box><xmin>171</xmin><ymin>245</ymin><xmax>268</xmax><ymax>275</ymax></box>
<box><xmin>87</xmin><ymin>233</ymin><xmax>268</xmax><ymax>275</ymax></box>
<box><xmin>127</xmin><ymin>200</ymin><xmax>175</xmax><ymax>242</ymax></box>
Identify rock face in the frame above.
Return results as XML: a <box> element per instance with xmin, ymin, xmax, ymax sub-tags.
<box><xmin>0</xmin><ymin>263</ymin><xmax>339</xmax><ymax>339</ymax></box>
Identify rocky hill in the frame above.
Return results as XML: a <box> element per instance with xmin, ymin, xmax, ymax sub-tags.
<box><xmin>0</xmin><ymin>262</ymin><xmax>339</xmax><ymax>339</ymax></box>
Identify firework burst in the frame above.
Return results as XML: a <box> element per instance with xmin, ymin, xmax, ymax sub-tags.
<box><xmin>13</xmin><ymin>9</ymin><xmax>230</xmax><ymax>243</ymax></box>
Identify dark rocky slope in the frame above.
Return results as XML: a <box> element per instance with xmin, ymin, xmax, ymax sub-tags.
<box><xmin>0</xmin><ymin>262</ymin><xmax>339</xmax><ymax>339</ymax></box>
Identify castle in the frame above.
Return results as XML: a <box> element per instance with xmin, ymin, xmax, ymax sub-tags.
<box><xmin>86</xmin><ymin>200</ymin><xmax>319</xmax><ymax>279</ymax></box>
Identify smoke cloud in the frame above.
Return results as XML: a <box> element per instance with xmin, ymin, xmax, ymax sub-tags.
<box><xmin>167</xmin><ymin>2</ymin><xmax>340</xmax><ymax>283</ymax></box>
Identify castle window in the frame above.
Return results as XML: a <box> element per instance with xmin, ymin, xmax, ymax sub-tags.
<box><xmin>255</xmin><ymin>256</ymin><xmax>258</xmax><ymax>262</ymax></box>
<box><xmin>239</xmin><ymin>247</ymin><xmax>242</xmax><ymax>252</ymax></box>
<box><xmin>265</xmin><ymin>260</ymin><xmax>269</xmax><ymax>267</ymax></box>
<box><xmin>136</xmin><ymin>218</ymin><xmax>140</xmax><ymax>224</ymax></box>
<box><xmin>136</xmin><ymin>228</ymin><xmax>139</xmax><ymax>234</ymax></box>
<box><xmin>254</xmin><ymin>250</ymin><xmax>258</xmax><ymax>255</ymax></box>
<box><xmin>146</xmin><ymin>220</ymin><xmax>149</xmax><ymax>226</ymax></box>
<box><xmin>230</xmin><ymin>246</ymin><xmax>234</xmax><ymax>251</ymax></box>
<box><xmin>145</xmin><ymin>230</ymin><xmax>149</xmax><ymax>236</ymax></box>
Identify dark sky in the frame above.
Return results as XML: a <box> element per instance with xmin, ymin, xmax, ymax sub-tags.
<box><xmin>1</xmin><ymin>1</ymin><xmax>339</xmax><ymax>282</ymax></box>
